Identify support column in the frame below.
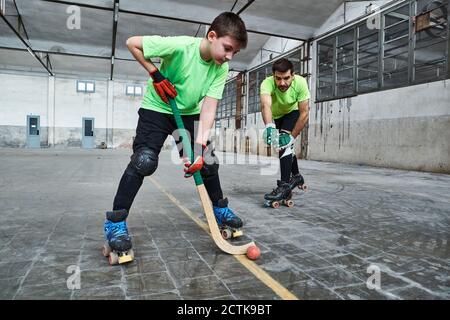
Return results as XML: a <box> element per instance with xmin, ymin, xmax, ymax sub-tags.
<box><xmin>106</xmin><ymin>80</ymin><xmax>114</xmax><ymax>148</ymax></box>
<box><xmin>47</xmin><ymin>76</ymin><xmax>55</xmax><ymax>147</ymax></box>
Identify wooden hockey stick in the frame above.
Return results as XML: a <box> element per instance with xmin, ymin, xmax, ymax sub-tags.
<box><xmin>168</xmin><ymin>98</ymin><xmax>255</xmax><ymax>255</ymax></box>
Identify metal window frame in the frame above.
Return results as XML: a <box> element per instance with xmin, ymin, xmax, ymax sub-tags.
<box><xmin>125</xmin><ymin>84</ymin><xmax>142</xmax><ymax>96</ymax></box>
<box><xmin>316</xmin><ymin>0</ymin><xmax>449</xmax><ymax>103</ymax></box>
<box><xmin>77</xmin><ymin>80</ymin><xmax>96</xmax><ymax>93</ymax></box>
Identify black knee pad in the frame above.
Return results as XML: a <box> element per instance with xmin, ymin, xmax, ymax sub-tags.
<box><xmin>130</xmin><ymin>148</ymin><xmax>158</xmax><ymax>176</ymax></box>
<box><xmin>200</xmin><ymin>146</ymin><xmax>218</xmax><ymax>177</ymax></box>
<box><xmin>201</xmin><ymin>162</ymin><xmax>219</xmax><ymax>180</ymax></box>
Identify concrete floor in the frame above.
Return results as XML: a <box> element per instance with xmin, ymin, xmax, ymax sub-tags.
<box><xmin>0</xmin><ymin>148</ymin><xmax>449</xmax><ymax>300</ymax></box>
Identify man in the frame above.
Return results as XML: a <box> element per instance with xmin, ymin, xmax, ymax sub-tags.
<box><xmin>260</xmin><ymin>58</ymin><xmax>310</xmax><ymax>204</ymax></box>
<box><xmin>103</xmin><ymin>12</ymin><xmax>248</xmax><ymax>260</ymax></box>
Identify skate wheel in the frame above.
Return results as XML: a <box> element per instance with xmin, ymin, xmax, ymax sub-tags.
<box><xmin>299</xmin><ymin>184</ymin><xmax>307</xmax><ymax>191</ymax></box>
<box><xmin>102</xmin><ymin>244</ymin><xmax>111</xmax><ymax>257</ymax></box>
<box><xmin>221</xmin><ymin>228</ymin><xmax>232</xmax><ymax>240</ymax></box>
<box><xmin>109</xmin><ymin>252</ymin><xmax>119</xmax><ymax>265</ymax></box>
<box><xmin>272</xmin><ymin>201</ymin><xmax>280</xmax><ymax>209</ymax></box>
<box><xmin>286</xmin><ymin>199</ymin><xmax>294</xmax><ymax>207</ymax></box>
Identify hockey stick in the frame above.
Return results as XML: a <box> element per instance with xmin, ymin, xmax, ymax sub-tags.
<box><xmin>168</xmin><ymin>98</ymin><xmax>255</xmax><ymax>255</ymax></box>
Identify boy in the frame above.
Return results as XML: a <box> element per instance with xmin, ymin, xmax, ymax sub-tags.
<box><xmin>260</xmin><ymin>58</ymin><xmax>310</xmax><ymax>203</ymax></box>
<box><xmin>103</xmin><ymin>12</ymin><xmax>248</xmax><ymax>256</ymax></box>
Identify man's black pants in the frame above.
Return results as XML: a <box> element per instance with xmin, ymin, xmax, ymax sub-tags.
<box><xmin>274</xmin><ymin>109</ymin><xmax>300</xmax><ymax>183</ymax></box>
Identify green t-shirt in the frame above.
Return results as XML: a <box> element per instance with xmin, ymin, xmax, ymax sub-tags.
<box><xmin>142</xmin><ymin>36</ymin><xmax>229</xmax><ymax>115</ymax></box>
<box><xmin>260</xmin><ymin>75</ymin><xmax>310</xmax><ymax>119</ymax></box>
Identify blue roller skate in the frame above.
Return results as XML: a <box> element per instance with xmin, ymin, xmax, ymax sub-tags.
<box><xmin>102</xmin><ymin>209</ymin><xmax>134</xmax><ymax>265</ymax></box>
<box><xmin>213</xmin><ymin>198</ymin><xmax>243</xmax><ymax>240</ymax></box>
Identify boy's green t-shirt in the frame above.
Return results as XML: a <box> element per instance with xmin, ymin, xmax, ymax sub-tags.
<box><xmin>260</xmin><ymin>75</ymin><xmax>310</xmax><ymax>119</ymax></box>
<box><xmin>142</xmin><ymin>36</ymin><xmax>229</xmax><ymax>115</ymax></box>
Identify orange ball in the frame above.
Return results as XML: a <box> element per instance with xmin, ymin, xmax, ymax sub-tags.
<box><xmin>246</xmin><ymin>245</ymin><xmax>261</xmax><ymax>260</ymax></box>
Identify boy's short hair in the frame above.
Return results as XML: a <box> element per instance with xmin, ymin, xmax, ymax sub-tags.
<box><xmin>207</xmin><ymin>12</ymin><xmax>248</xmax><ymax>48</ymax></box>
<box><xmin>272</xmin><ymin>58</ymin><xmax>294</xmax><ymax>74</ymax></box>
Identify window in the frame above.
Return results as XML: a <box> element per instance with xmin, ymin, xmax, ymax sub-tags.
<box><xmin>336</xmin><ymin>29</ymin><xmax>355</xmax><ymax>96</ymax></box>
<box><xmin>382</xmin><ymin>3</ymin><xmax>411</xmax><ymax>88</ymax></box>
<box><xmin>126</xmin><ymin>84</ymin><xmax>143</xmax><ymax>97</ymax></box>
<box><xmin>316</xmin><ymin>0</ymin><xmax>449</xmax><ymax>102</ymax></box>
<box><xmin>77</xmin><ymin>80</ymin><xmax>95</xmax><ymax>93</ymax></box>
<box><xmin>217</xmin><ymin>79</ymin><xmax>237</xmax><ymax>121</ymax></box>
<box><xmin>317</xmin><ymin>37</ymin><xmax>335</xmax><ymax>100</ymax></box>
<box><xmin>357</xmin><ymin>21</ymin><xmax>380</xmax><ymax>92</ymax></box>
<box><xmin>414</xmin><ymin>0</ymin><xmax>448</xmax><ymax>83</ymax></box>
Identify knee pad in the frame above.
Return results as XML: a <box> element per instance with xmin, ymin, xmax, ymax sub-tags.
<box><xmin>201</xmin><ymin>146</ymin><xmax>219</xmax><ymax>179</ymax></box>
<box><xmin>130</xmin><ymin>148</ymin><xmax>158</xmax><ymax>176</ymax></box>
<box><xmin>201</xmin><ymin>162</ymin><xmax>219</xmax><ymax>179</ymax></box>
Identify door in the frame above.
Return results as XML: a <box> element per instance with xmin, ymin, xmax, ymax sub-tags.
<box><xmin>26</xmin><ymin>115</ymin><xmax>40</xmax><ymax>148</ymax></box>
<box><xmin>82</xmin><ymin>117</ymin><xmax>94</xmax><ymax>149</ymax></box>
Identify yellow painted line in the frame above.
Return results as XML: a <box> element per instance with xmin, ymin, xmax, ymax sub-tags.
<box><xmin>149</xmin><ymin>177</ymin><xmax>299</xmax><ymax>301</ymax></box>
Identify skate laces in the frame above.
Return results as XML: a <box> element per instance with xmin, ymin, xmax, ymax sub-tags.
<box><xmin>105</xmin><ymin>220</ymin><xmax>129</xmax><ymax>240</ymax></box>
<box><xmin>214</xmin><ymin>205</ymin><xmax>237</xmax><ymax>223</ymax></box>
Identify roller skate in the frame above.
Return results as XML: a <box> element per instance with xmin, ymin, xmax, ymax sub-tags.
<box><xmin>213</xmin><ymin>198</ymin><xmax>243</xmax><ymax>240</ymax></box>
<box><xmin>289</xmin><ymin>173</ymin><xmax>307</xmax><ymax>192</ymax></box>
<box><xmin>264</xmin><ymin>180</ymin><xmax>294</xmax><ymax>208</ymax></box>
<box><xmin>102</xmin><ymin>209</ymin><xmax>134</xmax><ymax>265</ymax></box>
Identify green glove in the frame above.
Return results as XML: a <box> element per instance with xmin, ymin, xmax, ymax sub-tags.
<box><xmin>263</xmin><ymin>123</ymin><xmax>277</xmax><ymax>146</ymax></box>
<box><xmin>278</xmin><ymin>132</ymin><xmax>295</xmax><ymax>150</ymax></box>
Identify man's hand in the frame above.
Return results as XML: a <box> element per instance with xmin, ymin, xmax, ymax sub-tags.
<box><xmin>263</xmin><ymin>123</ymin><xmax>278</xmax><ymax>146</ymax></box>
<box><xmin>183</xmin><ymin>143</ymin><xmax>206</xmax><ymax>178</ymax></box>
<box><xmin>278</xmin><ymin>132</ymin><xmax>295</xmax><ymax>150</ymax></box>
<box><xmin>149</xmin><ymin>69</ymin><xmax>177</xmax><ymax>104</ymax></box>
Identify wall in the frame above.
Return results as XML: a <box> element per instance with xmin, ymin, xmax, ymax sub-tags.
<box><xmin>308</xmin><ymin>0</ymin><xmax>450</xmax><ymax>173</ymax></box>
<box><xmin>308</xmin><ymin>81</ymin><xmax>450</xmax><ymax>173</ymax></box>
<box><xmin>0</xmin><ymin>71</ymin><xmax>146</xmax><ymax>149</ymax></box>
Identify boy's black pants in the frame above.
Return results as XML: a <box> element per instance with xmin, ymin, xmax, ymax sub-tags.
<box><xmin>113</xmin><ymin>108</ymin><xmax>223</xmax><ymax>212</ymax></box>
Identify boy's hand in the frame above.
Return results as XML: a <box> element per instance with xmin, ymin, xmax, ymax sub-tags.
<box><xmin>183</xmin><ymin>143</ymin><xmax>206</xmax><ymax>178</ymax></box>
<box><xmin>149</xmin><ymin>69</ymin><xmax>177</xmax><ymax>104</ymax></box>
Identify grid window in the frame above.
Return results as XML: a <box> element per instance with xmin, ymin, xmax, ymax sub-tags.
<box><xmin>383</xmin><ymin>3</ymin><xmax>411</xmax><ymax>88</ymax></box>
<box><xmin>336</xmin><ymin>29</ymin><xmax>355</xmax><ymax>97</ymax></box>
<box><xmin>414</xmin><ymin>0</ymin><xmax>448</xmax><ymax>83</ymax></box>
<box><xmin>317</xmin><ymin>38</ymin><xmax>335</xmax><ymax>100</ymax></box>
<box><xmin>316</xmin><ymin>0</ymin><xmax>449</xmax><ymax>102</ymax></box>
<box><xmin>126</xmin><ymin>84</ymin><xmax>143</xmax><ymax>97</ymax></box>
<box><xmin>357</xmin><ymin>22</ymin><xmax>380</xmax><ymax>92</ymax></box>
<box><xmin>77</xmin><ymin>80</ymin><xmax>95</xmax><ymax>93</ymax></box>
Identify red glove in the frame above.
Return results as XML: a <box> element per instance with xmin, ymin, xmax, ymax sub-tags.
<box><xmin>183</xmin><ymin>143</ymin><xmax>206</xmax><ymax>178</ymax></box>
<box><xmin>149</xmin><ymin>69</ymin><xmax>177</xmax><ymax>104</ymax></box>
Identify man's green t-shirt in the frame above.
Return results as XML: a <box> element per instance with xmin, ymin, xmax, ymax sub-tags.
<box><xmin>260</xmin><ymin>75</ymin><xmax>310</xmax><ymax>119</ymax></box>
<box><xmin>142</xmin><ymin>36</ymin><xmax>229</xmax><ymax>115</ymax></box>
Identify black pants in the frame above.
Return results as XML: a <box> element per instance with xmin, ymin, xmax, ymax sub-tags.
<box><xmin>113</xmin><ymin>108</ymin><xmax>223</xmax><ymax>212</ymax></box>
<box><xmin>274</xmin><ymin>110</ymin><xmax>300</xmax><ymax>182</ymax></box>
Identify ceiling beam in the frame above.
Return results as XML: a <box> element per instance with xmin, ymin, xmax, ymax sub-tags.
<box><xmin>41</xmin><ymin>0</ymin><xmax>306</xmax><ymax>41</ymax></box>
<box><xmin>0</xmin><ymin>13</ymin><xmax>54</xmax><ymax>75</ymax></box>
<box><xmin>110</xmin><ymin>0</ymin><xmax>119</xmax><ymax>80</ymax></box>
<box><xmin>0</xmin><ymin>46</ymin><xmax>141</xmax><ymax>61</ymax></box>
<box><xmin>237</xmin><ymin>0</ymin><xmax>255</xmax><ymax>15</ymax></box>
<box><xmin>13</xmin><ymin>0</ymin><xmax>30</xmax><ymax>40</ymax></box>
